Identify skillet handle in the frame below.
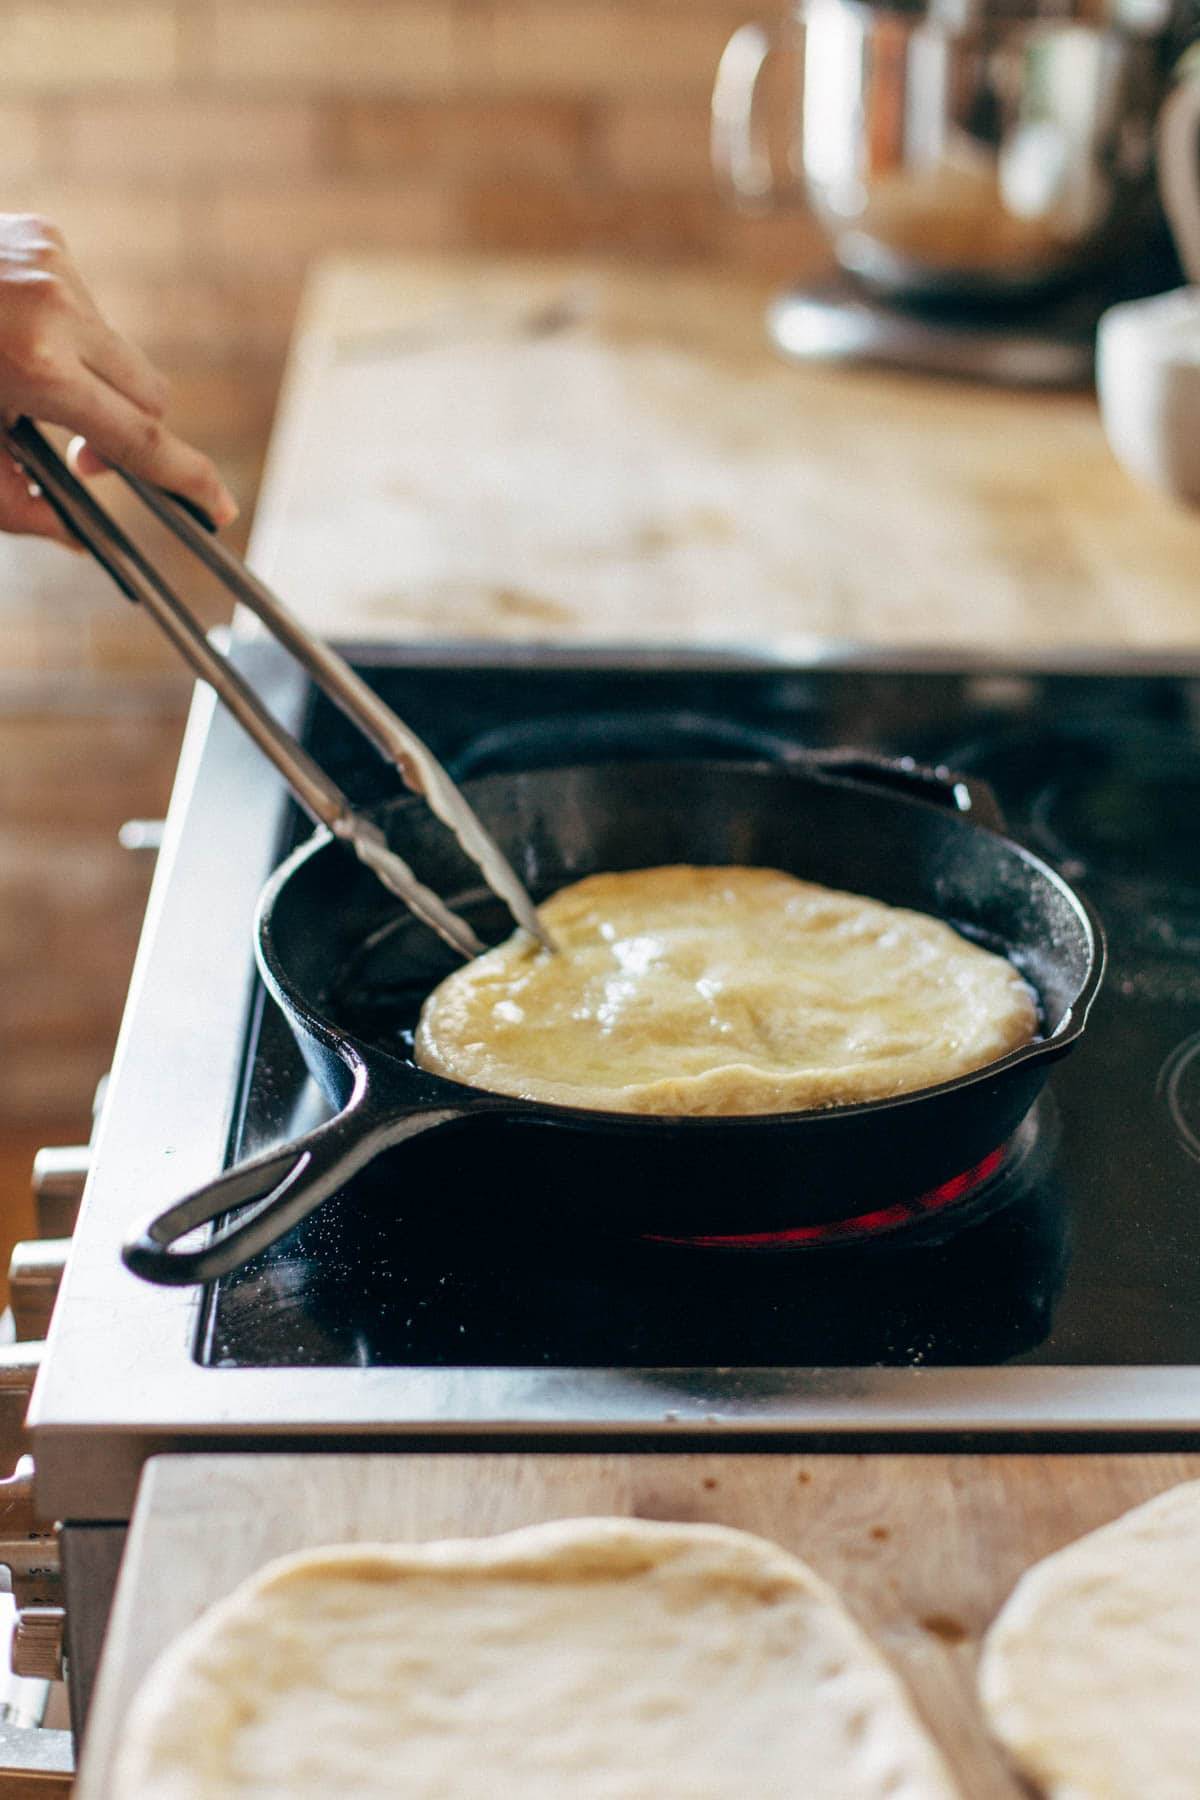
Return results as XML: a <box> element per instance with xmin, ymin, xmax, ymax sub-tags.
<box><xmin>804</xmin><ymin>749</ymin><xmax>1006</xmax><ymax>831</ymax></box>
<box><xmin>121</xmin><ymin>1098</ymin><xmax>466</xmax><ymax>1287</ymax></box>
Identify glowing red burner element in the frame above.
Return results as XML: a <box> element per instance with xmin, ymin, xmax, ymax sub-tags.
<box><xmin>646</xmin><ymin>1146</ymin><xmax>1008</xmax><ymax>1251</ymax></box>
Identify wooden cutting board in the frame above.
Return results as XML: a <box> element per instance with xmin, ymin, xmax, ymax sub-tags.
<box><xmin>77</xmin><ymin>1449</ymin><xmax>1200</xmax><ymax>1797</ymax></box>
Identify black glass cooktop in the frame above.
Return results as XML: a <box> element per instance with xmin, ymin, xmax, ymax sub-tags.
<box><xmin>198</xmin><ymin>663</ymin><xmax>1200</xmax><ymax>1371</ymax></box>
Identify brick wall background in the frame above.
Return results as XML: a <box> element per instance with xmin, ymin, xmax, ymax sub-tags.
<box><xmin>0</xmin><ymin>0</ymin><xmax>827</xmax><ymax>1152</ymax></box>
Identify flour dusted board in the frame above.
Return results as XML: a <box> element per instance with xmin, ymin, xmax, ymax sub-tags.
<box><xmin>78</xmin><ymin>1451</ymin><xmax>1200</xmax><ymax>1798</ymax></box>
<box><xmin>108</xmin><ymin>1520</ymin><xmax>960</xmax><ymax>1799</ymax></box>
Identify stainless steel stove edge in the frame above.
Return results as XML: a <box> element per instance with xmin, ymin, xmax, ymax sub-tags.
<box><xmin>27</xmin><ymin>643</ymin><xmax>303</xmax><ymax>1516</ymax></box>
<box><xmin>30</xmin><ymin>1364</ymin><xmax>1200</xmax><ymax>1521</ymax></box>
<box><xmin>327</xmin><ymin>638</ymin><xmax>1200</xmax><ymax>677</ymax></box>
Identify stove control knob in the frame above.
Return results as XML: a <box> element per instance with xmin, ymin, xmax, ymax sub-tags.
<box><xmin>8</xmin><ymin>1242</ymin><xmax>70</xmax><ymax>1343</ymax></box>
<box><xmin>11</xmin><ymin>1607</ymin><xmax>65</xmax><ymax>1682</ymax></box>
<box><xmin>0</xmin><ymin>1456</ymin><xmax>61</xmax><ymax>1613</ymax></box>
<box><xmin>118</xmin><ymin>818</ymin><xmax>164</xmax><ymax>853</ymax></box>
<box><xmin>30</xmin><ymin>1146</ymin><xmax>89</xmax><ymax>1239</ymax></box>
<box><xmin>0</xmin><ymin>1344</ymin><xmax>42</xmax><ymax>1471</ymax></box>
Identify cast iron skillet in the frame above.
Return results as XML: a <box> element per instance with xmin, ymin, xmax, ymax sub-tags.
<box><xmin>123</xmin><ymin>753</ymin><xmax>1105</xmax><ymax>1286</ymax></box>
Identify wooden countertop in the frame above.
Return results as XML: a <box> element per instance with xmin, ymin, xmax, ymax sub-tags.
<box><xmin>248</xmin><ymin>255</ymin><xmax>1200</xmax><ymax>650</ymax></box>
<box><xmin>77</xmin><ymin>1451</ymin><xmax>1200</xmax><ymax>1798</ymax></box>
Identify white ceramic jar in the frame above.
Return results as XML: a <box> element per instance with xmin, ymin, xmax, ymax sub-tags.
<box><xmin>1096</xmin><ymin>287</ymin><xmax>1200</xmax><ymax>507</ymax></box>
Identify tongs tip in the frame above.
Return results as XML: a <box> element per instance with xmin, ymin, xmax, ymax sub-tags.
<box><xmin>528</xmin><ymin>918</ymin><xmax>559</xmax><ymax>955</ymax></box>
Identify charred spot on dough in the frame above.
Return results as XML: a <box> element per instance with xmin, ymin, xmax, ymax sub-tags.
<box><xmin>920</xmin><ymin>1613</ymin><xmax>969</xmax><ymax>1644</ymax></box>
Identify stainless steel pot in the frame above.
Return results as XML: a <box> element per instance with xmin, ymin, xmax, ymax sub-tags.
<box><xmin>712</xmin><ymin>0</ymin><xmax>1183</xmax><ymax>302</ymax></box>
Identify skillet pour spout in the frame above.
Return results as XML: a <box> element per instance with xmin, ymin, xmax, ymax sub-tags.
<box><xmin>122</xmin><ymin>753</ymin><xmax>1104</xmax><ymax>1287</ymax></box>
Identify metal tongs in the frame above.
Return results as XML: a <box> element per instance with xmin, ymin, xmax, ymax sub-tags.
<box><xmin>4</xmin><ymin>417</ymin><xmax>554</xmax><ymax>959</ymax></box>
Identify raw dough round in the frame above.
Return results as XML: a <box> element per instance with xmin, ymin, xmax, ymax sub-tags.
<box><xmin>979</xmin><ymin>1480</ymin><xmax>1200</xmax><ymax>1799</ymax></box>
<box><xmin>415</xmin><ymin>865</ymin><xmax>1037</xmax><ymax>1114</ymax></box>
<box><xmin>113</xmin><ymin>1517</ymin><xmax>960</xmax><ymax>1800</ymax></box>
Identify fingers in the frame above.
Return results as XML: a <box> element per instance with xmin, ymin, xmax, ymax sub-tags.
<box><xmin>42</xmin><ymin>377</ymin><xmax>238</xmax><ymax>526</ymax></box>
<box><xmin>82</xmin><ymin>323</ymin><xmax>170</xmax><ymax>423</ymax></box>
<box><xmin>2</xmin><ymin>213</ymin><xmax>238</xmax><ymax>537</ymax></box>
<box><xmin>0</xmin><ymin>452</ymin><xmax>80</xmax><ymax>548</ymax></box>
<box><xmin>2</xmin><ymin>215</ymin><xmax>169</xmax><ymax>423</ymax></box>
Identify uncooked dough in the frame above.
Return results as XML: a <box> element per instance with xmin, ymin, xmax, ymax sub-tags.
<box><xmin>415</xmin><ymin>865</ymin><xmax>1037</xmax><ymax>1114</ymax></box>
<box><xmin>979</xmin><ymin>1480</ymin><xmax>1200</xmax><ymax>1799</ymax></box>
<box><xmin>112</xmin><ymin>1517</ymin><xmax>960</xmax><ymax>1800</ymax></box>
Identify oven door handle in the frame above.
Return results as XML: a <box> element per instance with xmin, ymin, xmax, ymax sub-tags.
<box><xmin>121</xmin><ymin>1084</ymin><xmax>468</xmax><ymax>1286</ymax></box>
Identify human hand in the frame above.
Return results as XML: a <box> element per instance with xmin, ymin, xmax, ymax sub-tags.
<box><xmin>0</xmin><ymin>213</ymin><xmax>237</xmax><ymax>545</ymax></box>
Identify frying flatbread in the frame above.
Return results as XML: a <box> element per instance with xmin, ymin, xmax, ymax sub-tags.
<box><xmin>415</xmin><ymin>865</ymin><xmax>1037</xmax><ymax>1114</ymax></box>
<box><xmin>979</xmin><ymin>1480</ymin><xmax>1200</xmax><ymax>1799</ymax></box>
<box><xmin>112</xmin><ymin>1517</ymin><xmax>960</xmax><ymax>1799</ymax></box>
